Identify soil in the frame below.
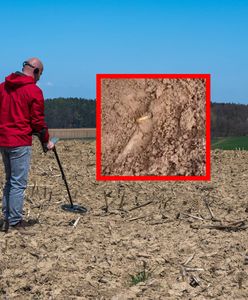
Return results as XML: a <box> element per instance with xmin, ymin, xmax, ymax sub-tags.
<box><xmin>0</xmin><ymin>139</ymin><xmax>248</xmax><ymax>299</ymax></box>
<box><xmin>101</xmin><ymin>78</ymin><xmax>206</xmax><ymax>176</ymax></box>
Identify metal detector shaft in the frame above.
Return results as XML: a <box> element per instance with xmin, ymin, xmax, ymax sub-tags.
<box><xmin>53</xmin><ymin>146</ymin><xmax>74</xmax><ymax>208</ymax></box>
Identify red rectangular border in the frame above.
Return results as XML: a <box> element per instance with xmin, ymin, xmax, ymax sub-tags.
<box><xmin>96</xmin><ymin>74</ymin><xmax>211</xmax><ymax>181</ymax></box>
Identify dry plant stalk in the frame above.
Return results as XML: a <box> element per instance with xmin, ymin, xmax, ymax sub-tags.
<box><xmin>73</xmin><ymin>217</ymin><xmax>81</xmax><ymax>228</ymax></box>
<box><xmin>180</xmin><ymin>252</ymin><xmax>203</xmax><ymax>287</ymax></box>
<box><xmin>43</xmin><ymin>186</ymin><xmax>47</xmax><ymax>199</ymax></box>
<box><xmin>203</xmin><ymin>198</ymin><xmax>220</xmax><ymax>221</ymax></box>
<box><xmin>127</xmin><ymin>215</ymin><xmax>147</xmax><ymax>222</ymax></box>
<box><xmin>180</xmin><ymin>212</ymin><xmax>205</xmax><ymax>221</ymax></box>
<box><xmin>48</xmin><ymin>191</ymin><xmax>53</xmax><ymax>202</ymax></box>
<box><xmin>103</xmin><ymin>191</ymin><xmax>109</xmax><ymax>213</ymax></box>
<box><xmin>191</xmin><ymin>222</ymin><xmax>248</xmax><ymax>232</ymax></box>
<box><xmin>129</xmin><ymin>200</ymin><xmax>153</xmax><ymax>212</ymax></box>
<box><xmin>31</xmin><ymin>182</ymin><xmax>37</xmax><ymax>197</ymax></box>
<box><xmin>119</xmin><ymin>191</ymin><xmax>125</xmax><ymax>210</ymax></box>
<box><xmin>183</xmin><ymin>252</ymin><xmax>196</xmax><ymax>266</ymax></box>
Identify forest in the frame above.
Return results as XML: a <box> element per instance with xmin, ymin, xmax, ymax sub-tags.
<box><xmin>44</xmin><ymin>98</ymin><xmax>248</xmax><ymax>137</ymax></box>
<box><xmin>45</xmin><ymin>98</ymin><xmax>96</xmax><ymax>128</ymax></box>
<box><xmin>211</xmin><ymin>102</ymin><xmax>248</xmax><ymax>137</ymax></box>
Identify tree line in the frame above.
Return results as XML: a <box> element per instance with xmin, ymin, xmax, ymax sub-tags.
<box><xmin>45</xmin><ymin>98</ymin><xmax>96</xmax><ymax>128</ymax></box>
<box><xmin>44</xmin><ymin>98</ymin><xmax>248</xmax><ymax>137</ymax></box>
<box><xmin>211</xmin><ymin>102</ymin><xmax>248</xmax><ymax>137</ymax></box>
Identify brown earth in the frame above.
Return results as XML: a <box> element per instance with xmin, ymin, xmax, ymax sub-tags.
<box><xmin>0</xmin><ymin>139</ymin><xmax>248</xmax><ymax>299</ymax></box>
<box><xmin>101</xmin><ymin>78</ymin><xmax>206</xmax><ymax>176</ymax></box>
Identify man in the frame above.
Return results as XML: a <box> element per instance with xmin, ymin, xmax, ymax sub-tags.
<box><xmin>0</xmin><ymin>57</ymin><xmax>54</xmax><ymax>232</ymax></box>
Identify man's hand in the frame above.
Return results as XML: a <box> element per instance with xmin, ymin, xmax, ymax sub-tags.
<box><xmin>46</xmin><ymin>140</ymin><xmax>55</xmax><ymax>150</ymax></box>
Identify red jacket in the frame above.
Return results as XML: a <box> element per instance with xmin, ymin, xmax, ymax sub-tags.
<box><xmin>0</xmin><ymin>72</ymin><xmax>49</xmax><ymax>147</ymax></box>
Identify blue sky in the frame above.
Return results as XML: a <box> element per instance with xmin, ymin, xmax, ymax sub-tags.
<box><xmin>1</xmin><ymin>0</ymin><xmax>248</xmax><ymax>103</ymax></box>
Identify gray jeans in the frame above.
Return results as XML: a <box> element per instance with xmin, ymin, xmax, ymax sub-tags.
<box><xmin>0</xmin><ymin>146</ymin><xmax>31</xmax><ymax>225</ymax></box>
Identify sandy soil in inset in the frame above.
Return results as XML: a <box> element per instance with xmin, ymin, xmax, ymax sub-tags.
<box><xmin>0</xmin><ymin>140</ymin><xmax>248</xmax><ymax>299</ymax></box>
<box><xmin>101</xmin><ymin>78</ymin><xmax>206</xmax><ymax>176</ymax></box>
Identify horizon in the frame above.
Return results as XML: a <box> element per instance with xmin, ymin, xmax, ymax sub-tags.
<box><xmin>1</xmin><ymin>1</ymin><xmax>248</xmax><ymax>103</ymax></box>
<box><xmin>45</xmin><ymin>97</ymin><xmax>248</xmax><ymax>105</ymax></box>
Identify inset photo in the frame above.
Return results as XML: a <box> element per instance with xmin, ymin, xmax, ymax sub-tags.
<box><xmin>96</xmin><ymin>74</ymin><xmax>210</xmax><ymax>180</ymax></box>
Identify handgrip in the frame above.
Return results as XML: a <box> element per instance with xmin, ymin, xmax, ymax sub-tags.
<box><xmin>33</xmin><ymin>132</ymin><xmax>59</xmax><ymax>153</ymax></box>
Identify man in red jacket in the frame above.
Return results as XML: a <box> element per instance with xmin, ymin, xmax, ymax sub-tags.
<box><xmin>0</xmin><ymin>57</ymin><xmax>54</xmax><ymax>232</ymax></box>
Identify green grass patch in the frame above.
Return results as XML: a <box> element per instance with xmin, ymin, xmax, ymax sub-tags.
<box><xmin>129</xmin><ymin>262</ymin><xmax>150</xmax><ymax>286</ymax></box>
<box><xmin>130</xmin><ymin>271</ymin><xmax>149</xmax><ymax>286</ymax></box>
<box><xmin>211</xmin><ymin>136</ymin><xmax>248</xmax><ymax>150</ymax></box>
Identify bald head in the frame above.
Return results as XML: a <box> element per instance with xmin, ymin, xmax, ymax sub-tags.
<box><xmin>22</xmin><ymin>57</ymin><xmax>44</xmax><ymax>82</ymax></box>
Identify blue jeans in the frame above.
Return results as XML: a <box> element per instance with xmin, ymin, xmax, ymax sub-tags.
<box><xmin>0</xmin><ymin>146</ymin><xmax>31</xmax><ymax>225</ymax></box>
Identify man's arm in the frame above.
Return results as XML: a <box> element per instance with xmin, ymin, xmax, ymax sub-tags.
<box><xmin>30</xmin><ymin>88</ymin><xmax>49</xmax><ymax>142</ymax></box>
<box><xmin>30</xmin><ymin>87</ymin><xmax>54</xmax><ymax>151</ymax></box>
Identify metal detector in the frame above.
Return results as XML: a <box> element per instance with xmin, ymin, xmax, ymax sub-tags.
<box><xmin>35</xmin><ymin>134</ymin><xmax>87</xmax><ymax>214</ymax></box>
<box><xmin>51</xmin><ymin>139</ymin><xmax>87</xmax><ymax>214</ymax></box>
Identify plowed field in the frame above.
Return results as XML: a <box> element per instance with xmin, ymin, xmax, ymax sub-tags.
<box><xmin>0</xmin><ymin>140</ymin><xmax>248</xmax><ymax>299</ymax></box>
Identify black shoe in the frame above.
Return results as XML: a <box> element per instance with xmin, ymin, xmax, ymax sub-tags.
<box><xmin>8</xmin><ymin>219</ymin><xmax>39</xmax><ymax>232</ymax></box>
<box><xmin>0</xmin><ymin>220</ymin><xmax>9</xmax><ymax>232</ymax></box>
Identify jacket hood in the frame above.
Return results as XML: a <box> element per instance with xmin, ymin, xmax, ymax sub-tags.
<box><xmin>5</xmin><ymin>72</ymin><xmax>35</xmax><ymax>89</ymax></box>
